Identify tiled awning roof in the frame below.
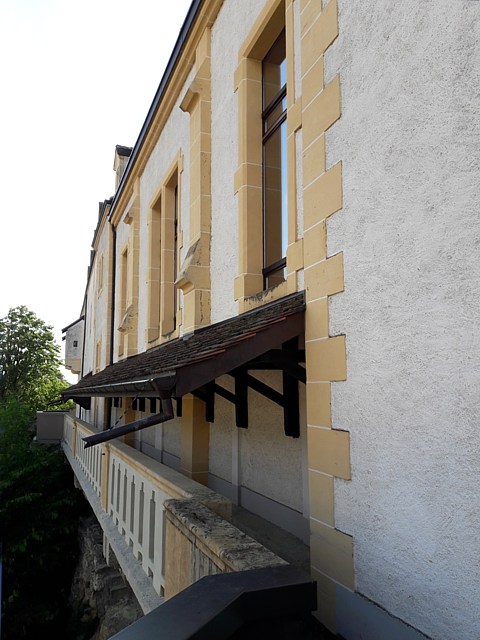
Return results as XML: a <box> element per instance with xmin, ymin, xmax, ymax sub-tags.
<box><xmin>63</xmin><ymin>292</ymin><xmax>305</xmax><ymax>401</ymax></box>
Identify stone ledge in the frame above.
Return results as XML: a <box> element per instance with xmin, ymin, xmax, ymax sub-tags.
<box><xmin>164</xmin><ymin>498</ymin><xmax>288</xmax><ymax>573</ymax></box>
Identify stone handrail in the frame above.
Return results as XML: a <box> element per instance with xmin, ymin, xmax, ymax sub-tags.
<box><xmin>63</xmin><ymin>413</ymin><xmax>232</xmax><ymax>599</ymax></box>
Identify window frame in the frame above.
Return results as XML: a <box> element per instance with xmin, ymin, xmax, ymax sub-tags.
<box><xmin>235</xmin><ymin>0</ymin><xmax>297</xmax><ymax>307</ymax></box>
<box><xmin>261</xmin><ymin>28</ymin><xmax>288</xmax><ymax>289</ymax></box>
<box><xmin>146</xmin><ymin>155</ymin><xmax>182</xmax><ymax>345</ymax></box>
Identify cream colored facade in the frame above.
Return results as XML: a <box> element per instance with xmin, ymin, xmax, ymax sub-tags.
<box><xmin>62</xmin><ymin>2</ymin><xmax>480</xmax><ymax>639</ymax></box>
<box><xmin>63</xmin><ymin>317</ymin><xmax>84</xmax><ymax>376</ymax></box>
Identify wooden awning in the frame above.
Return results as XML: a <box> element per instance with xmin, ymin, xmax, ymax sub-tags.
<box><xmin>65</xmin><ymin>292</ymin><xmax>306</xmax><ymax>445</ymax></box>
<box><xmin>63</xmin><ymin>292</ymin><xmax>305</xmax><ymax>401</ymax></box>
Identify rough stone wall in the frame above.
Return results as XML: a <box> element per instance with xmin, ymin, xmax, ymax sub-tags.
<box><xmin>69</xmin><ymin>516</ymin><xmax>142</xmax><ymax>640</ymax></box>
<box><xmin>324</xmin><ymin>2</ymin><xmax>480</xmax><ymax>639</ymax></box>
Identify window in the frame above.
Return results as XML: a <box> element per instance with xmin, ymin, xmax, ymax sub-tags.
<box><xmin>95</xmin><ymin>340</ymin><xmax>101</xmax><ymax>373</ymax></box>
<box><xmin>97</xmin><ymin>254</ymin><xmax>104</xmax><ymax>295</ymax></box>
<box><xmin>169</xmin><ymin>174</ymin><xmax>179</xmax><ymax>330</ymax></box>
<box><xmin>262</xmin><ymin>29</ymin><xmax>287</xmax><ymax>289</ymax></box>
<box><xmin>118</xmin><ymin>247</ymin><xmax>128</xmax><ymax>357</ymax></box>
<box><xmin>146</xmin><ymin>160</ymin><xmax>180</xmax><ymax>343</ymax></box>
<box><xmin>235</xmin><ymin>0</ymin><xmax>291</xmax><ymax>303</ymax></box>
<box><xmin>147</xmin><ymin>194</ymin><xmax>161</xmax><ymax>343</ymax></box>
<box><xmin>120</xmin><ymin>248</ymin><xmax>128</xmax><ymax>319</ymax></box>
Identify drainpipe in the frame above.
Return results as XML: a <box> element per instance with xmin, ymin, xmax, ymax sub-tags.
<box><xmin>83</xmin><ymin>397</ymin><xmax>174</xmax><ymax>448</ymax></box>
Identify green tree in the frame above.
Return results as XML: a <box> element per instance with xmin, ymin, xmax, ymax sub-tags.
<box><xmin>0</xmin><ymin>400</ymin><xmax>87</xmax><ymax>638</ymax></box>
<box><xmin>0</xmin><ymin>307</ymin><xmax>86</xmax><ymax>637</ymax></box>
<box><xmin>0</xmin><ymin>306</ymin><xmax>68</xmax><ymax>414</ymax></box>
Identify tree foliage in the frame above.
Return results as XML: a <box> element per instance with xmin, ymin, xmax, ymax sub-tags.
<box><xmin>0</xmin><ymin>400</ymin><xmax>87</xmax><ymax>638</ymax></box>
<box><xmin>0</xmin><ymin>307</ymin><xmax>87</xmax><ymax>637</ymax></box>
<box><xmin>0</xmin><ymin>306</ymin><xmax>69</xmax><ymax>413</ymax></box>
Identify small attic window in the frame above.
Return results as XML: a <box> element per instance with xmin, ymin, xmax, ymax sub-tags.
<box><xmin>73</xmin><ymin>340</ymin><xmax>78</xmax><ymax>347</ymax></box>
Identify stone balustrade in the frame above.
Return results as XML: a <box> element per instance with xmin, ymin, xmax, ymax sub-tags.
<box><xmin>62</xmin><ymin>413</ymin><xmax>285</xmax><ymax>607</ymax></box>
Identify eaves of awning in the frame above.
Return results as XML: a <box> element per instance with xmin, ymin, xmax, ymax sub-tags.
<box><xmin>62</xmin><ymin>291</ymin><xmax>305</xmax><ymax>402</ymax></box>
<box><xmin>64</xmin><ymin>291</ymin><xmax>306</xmax><ymax>447</ymax></box>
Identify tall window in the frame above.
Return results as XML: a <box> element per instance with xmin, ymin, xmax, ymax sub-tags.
<box><xmin>121</xmin><ymin>248</ymin><xmax>128</xmax><ymax>319</ymax></box>
<box><xmin>173</xmin><ymin>182</ymin><xmax>178</xmax><ymax>328</ymax></box>
<box><xmin>162</xmin><ymin>169</ymin><xmax>179</xmax><ymax>336</ymax></box>
<box><xmin>118</xmin><ymin>247</ymin><xmax>128</xmax><ymax>356</ymax></box>
<box><xmin>262</xmin><ymin>29</ymin><xmax>287</xmax><ymax>289</ymax></box>
<box><xmin>97</xmin><ymin>254</ymin><xmax>104</xmax><ymax>295</ymax></box>
<box><xmin>146</xmin><ymin>162</ymin><xmax>179</xmax><ymax>342</ymax></box>
<box><xmin>95</xmin><ymin>340</ymin><xmax>101</xmax><ymax>373</ymax></box>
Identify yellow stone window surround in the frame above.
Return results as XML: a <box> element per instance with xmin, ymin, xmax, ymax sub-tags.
<box><xmin>146</xmin><ymin>152</ymin><xmax>184</xmax><ymax>346</ymax></box>
<box><xmin>96</xmin><ymin>253</ymin><xmax>104</xmax><ymax>297</ymax></box>
<box><xmin>95</xmin><ymin>339</ymin><xmax>102</xmax><ymax>374</ymax></box>
<box><xmin>234</xmin><ymin>0</ymin><xmax>303</xmax><ymax>312</ymax></box>
<box><xmin>117</xmin><ymin>244</ymin><xmax>128</xmax><ymax>359</ymax></box>
<box><xmin>177</xmin><ymin>28</ymin><xmax>212</xmax><ymax>334</ymax></box>
<box><xmin>117</xmin><ymin>180</ymin><xmax>140</xmax><ymax>360</ymax></box>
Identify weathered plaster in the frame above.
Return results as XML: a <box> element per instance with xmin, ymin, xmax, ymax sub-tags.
<box><xmin>325</xmin><ymin>3</ymin><xmax>480</xmax><ymax>639</ymax></box>
<box><xmin>162</xmin><ymin>416</ymin><xmax>182</xmax><ymax>463</ymax></box>
<box><xmin>239</xmin><ymin>371</ymin><xmax>305</xmax><ymax>514</ymax></box>
<box><xmin>208</xmin><ymin>393</ymin><xmax>233</xmax><ymax>483</ymax></box>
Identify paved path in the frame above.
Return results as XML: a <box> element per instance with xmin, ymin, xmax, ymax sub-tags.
<box><xmin>231</xmin><ymin>506</ymin><xmax>337</xmax><ymax>639</ymax></box>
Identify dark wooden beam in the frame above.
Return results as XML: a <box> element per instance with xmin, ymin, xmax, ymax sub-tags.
<box><xmin>246</xmin><ymin>374</ymin><xmax>284</xmax><ymax>407</ymax></box>
<box><xmin>283</xmin><ymin>372</ymin><xmax>299</xmax><ymax>437</ymax></box>
<box><xmin>175</xmin><ymin>397</ymin><xmax>182</xmax><ymax>418</ymax></box>
<box><xmin>191</xmin><ymin>386</ymin><xmax>215</xmax><ymax>423</ymax></box>
<box><xmin>205</xmin><ymin>381</ymin><xmax>215</xmax><ymax>423</ymax></box>
<box><xmin>72</xmin><ymin>396</ymin><xmax>91</xmax><ymax>410</ymax></box>
<box><xmin>213</xmin><ymin>383</ymin><xmax>236</xmax><ymax>405</ymax></box>
<box><xmin>249</xmin><ymin>349</ymin><xmax>305</xmax><ymax>365</ymax></box>
<box><xmin>234</xmin><ymin>370</ymin><xmax>248</xmax><ymax>429</ymax></box>
<box><xmin>283</xmin><ymin>338</ymin><xmax>300</xmax><ymax>437</ymax></box>
<box><xmin>285</xmin><ymin>363</ymin><xmax>306</xmax><ymax>384</ymax></box>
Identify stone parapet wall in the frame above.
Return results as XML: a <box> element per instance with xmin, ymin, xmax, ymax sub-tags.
<box><xmin>164</xmin><ymin>498</ymin><xmax>287</xmax><ymax>599</ymax></box>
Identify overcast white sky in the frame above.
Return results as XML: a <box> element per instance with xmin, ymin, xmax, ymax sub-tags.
<box><xmin>0</xmin><ymin>0</ymin><xmax>192</xmax><ymax>380</ymax></box>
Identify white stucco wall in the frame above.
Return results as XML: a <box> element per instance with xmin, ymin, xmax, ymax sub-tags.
<box><xmin>206</xmin><ymin>370</ymin><xmax>307</xmax><ymax>523</ymax></box>
<box><xmin>324</xmin><ymin>3</ymin><xmax>480</xmax><ymax>639</ymax></box>
<box><xmin>239</xmin><ymin>371</ymin><xmax>305</xmax><ymax>513</ymax></box>
<box><xmin>208</xmin><ymin>389</ymin><xmax>233</xmax><ymax>483</ymax></box>
<box><xmin>64</xmin><ymin>319</ymin><xmax>84</xmax><ymax>374</ymax></box>
<box><xmin>83</xmin><ymin>222</ymin><xmax>110</xmax><ymax>374</ymax></box>
<box><xmin>162</xmin><ymin>416</ymin><xmax>181</xmax><ymax>462</ymax></box>
<box><xmin>83</xmin><ymin>277</ymin><xmax>96</xmax><ymax>377</ymax></box>
<box><xmin>137</xmin><ymin>78</ymin><xmax>192</xmax><ymax>350</ymax></box>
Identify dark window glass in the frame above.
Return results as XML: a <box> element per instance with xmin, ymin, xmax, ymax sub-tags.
<box><xmin>173</xmin><ymin>183</ymin><xmax>178</xmax><ymax>328</ymax></box>
<box><xmin>262</xmin><ymin>30</ymin><xmax>287</xmax><ymax>289</ymax></box>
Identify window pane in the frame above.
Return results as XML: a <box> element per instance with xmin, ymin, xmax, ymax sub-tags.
<box><xmin>264</xmin><ymin>118</ymin><xmax>288</xmax><ymax>272</ymax></box>
<box><xmin>264</xmin><ymin>95</ymin><xmax>287</xmax><ymax>135</ymax></box>
<box><xmin>265</xmin><ymin>264</ymin><xmax>286</xmax><ymax>289</ymax></box>
<box><xmin>263</xmin><ymin>31</ymin><xmax>286</xmax><ymax>109</ymax></box>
